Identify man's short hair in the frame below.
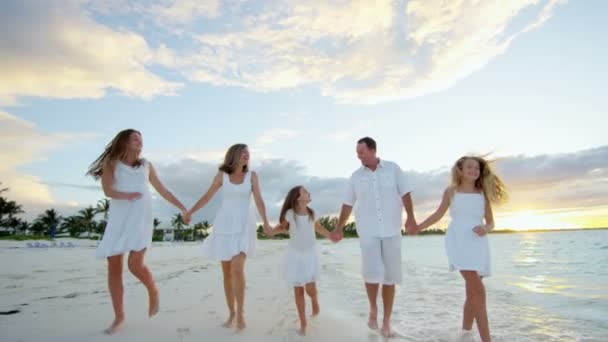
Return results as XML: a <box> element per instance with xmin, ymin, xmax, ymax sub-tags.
<box><xmin>357</xmin><ymin>137</ymin><xmax>377</xmax><ymax>150</ymax></box>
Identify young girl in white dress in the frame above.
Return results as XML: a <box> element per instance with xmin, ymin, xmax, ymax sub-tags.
<box><xmin>413</xmin><ymin>156</ymin><xmax>507</xmax><ymax>342</ymax></box>
<box><xmin>185</xmin><ymin>143</ymin><xmax>271</xmax><ymax>332</ymax></box>
<box><xmin>87</xmin><ymin>129</ymin><xmax>188</xmax><ymax>335</ymax></box>
<box><xmin>264</xmin><ymin>186</ymin><xmax>333</xmax><ymax>336</ymax></box>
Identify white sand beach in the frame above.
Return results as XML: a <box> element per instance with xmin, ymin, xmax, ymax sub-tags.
<box><xmin>1</xmin><ymin>232</ymin><xmax>606</xmax><ymax>341</ymax></box>
<box><xmin>0</xmin><ymin>239</ymin><xmax>373</xmax><ymax>342</ymax></box>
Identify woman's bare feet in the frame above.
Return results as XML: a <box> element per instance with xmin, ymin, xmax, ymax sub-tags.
<box><xmin>148</xmin><ymin>288</ymin><xmax>159</xmax><ymax>317</ymax></box>
<box><xmin>222</xmin><ymin>313</ymin><xmax>236</xmax><ymax>328</ymax></box>
<box><xmin>381</xmin><ymin>322</ymin><xmax>394</xmax><ymax>338</ymax></box>
<box><xmin>104</xmin><ymin>317</ymin><xmax>124</xmax><ymax>335</ymax></box>
<box><xmin>297</xmin><ymin>325</ymin><xmax>307</xmax><ymax>336</ymax></box>
<box><xmin>235</xmin><ymin>315</ymin><xmax>246</xmax><ymax>332</ymax></box>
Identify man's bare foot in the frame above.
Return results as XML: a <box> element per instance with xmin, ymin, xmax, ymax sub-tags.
<box><xmin>311</xmin><ymin>298</ymin><xmax>320</xmax><ymax>317</ymax></box>
<box><xmin>381</xmin><ymin>323</ymin><xmax>395</xmax><ymax>338</ymax></box>
<box><xmin>297</xmin><ymin>325</ymin><xmax>307</xmax><ymax>336</ymax></box>
<box><xmin>235</xmin><ymin>315</ymin><xmax>246</xmax><ymax>332</ymax></box>
<box><xmin>148</xmin><ymin>288</ymin><xmax>159</xmax><ymax>317</ymax></box>
<box><xmin>222</xmin><ymin>313</ymin><xmax>235</xmax><ymax>328</ymax></box>
<box><xmin>368</xmin><ymin>307</ymin><xmax>379</xmax><ymax>331</ymax></box>
<box><xmin>104</xmin><ymin>318</ymin><xmax>124</xmax><ymax>335</ymax></box>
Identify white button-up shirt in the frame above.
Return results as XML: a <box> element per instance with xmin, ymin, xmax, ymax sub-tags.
<box><xmin>343</xmin><ymin>159</ymin><xmax>411</xmax><ymax>239</ymax></box>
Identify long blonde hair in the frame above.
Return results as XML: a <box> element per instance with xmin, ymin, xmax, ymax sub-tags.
<box><xmin>218</xmin><ymin>143</ymin><xmax>248</xmax><ymax>174</ymax></box>
<box><xmin>450</xmin><ymin>156</ymin><xmax>508</xmax><ymax>204</ymax></box>
<box><xmin>86</xmin><ymin>129</ymin><xmax>142</xmax><ymax>180</ymax></box>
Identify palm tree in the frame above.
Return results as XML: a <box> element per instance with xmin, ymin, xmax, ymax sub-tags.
<box><xmin>78</xmin><ymin>206</ymin><xmax>98</xmax><ymax>237</ymax></box>
<box><xmin>201</xmin><ymin>220</ymin><xmax>211</xmax><ymax>235</ymax></box>
<box><xmin>192</xmin><ymin>220</ymin><xmax>212</xmax><ymax>240</ymax></box>
<box><xmin>16</xmin><ymin>219</ymin><xmax>29</xmax><ymax>235</ymax></box>
<box><xmin>0</xmin><ymin>197</ymin><xmax>24</xmax><ymax>234</ymax></box>
<box><xmin>34</xmin><ymin>209</ymin><xmax>62</xmax><ymax>236</ymax></box>
<box><xmin>171</xmin><ymin>213</ymin><xmax>187</xmax><ymax>240</ymax></box>
<box><xmin>61</xmin><ymin>216</ymin><xmax>83</xmax><ymax>237</ymax></box>
<box><xmin>96</xmin><ymin>199</ymin><xmax>111</xmax><ymax>221</ymax></box>
<box><xmin>319</xmin><ymin>216</ymin><xmax>337</xmax><ymax>231</ymax></box>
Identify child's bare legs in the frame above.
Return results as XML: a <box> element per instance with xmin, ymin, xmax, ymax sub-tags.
<box><xmin>231</xmin><ymin>253</ymin><xmax>247</xmax><ymax>332</ymax></box>
<box><xmin>221</xmin><ymin>261</ymin><xmax>236</xmax><ymax>328</ymax></box>
<box><xmin>460</xmin><ymin>271</ymin><xmax>490</xmax><ymax>342</ymax></box>
<box><xmin>305</xmin><ymin>282</ymin><xmax>319</xmax><ymax>316</ymax></box>
<box><xmin>461</xmin><ymin>273</ymin><xmax>475</xmax><ymax>331</ymax></box>
<box><xmin>294</xmin><ymin>287</ymin><xmax>307</xmax><ymax>335</ymax></box>
<box><xmin>105</xmin><ymin>254</ymin><xmax>125</xmax><ymax>334</ymax></box>
<box><xmin>127</xmin><ymin>249</ymin><xmax>159</xmax><ymax>317</ymax></box>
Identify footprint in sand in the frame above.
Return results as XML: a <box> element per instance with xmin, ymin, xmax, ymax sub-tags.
<box><xmin>176</xmin><ymin>327</ymin><xmax>190</xmax><ymax>342</ymax></box>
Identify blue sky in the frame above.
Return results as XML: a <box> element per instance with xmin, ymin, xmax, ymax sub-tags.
<box><xmin>1</xmin><ymin>0</ymin><xmax>607</xmax><ymax>229</ymax></box>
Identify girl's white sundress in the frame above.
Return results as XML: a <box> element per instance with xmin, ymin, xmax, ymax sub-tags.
<box><xmin>283</xmin><ymin>209</ymin><xmax>320</xmax><ymax>287</ymax></box>
<box><xmin>445</xmin><ymin>192</ymin><xmax>491</xmax><ymax>277</ymax></box>
<box><xmin>96</xmin><ymin>159</ymin><xmax>153</xmax><ymax>259</ymax></box>
<box><xmin>201</xmin><ymin>172</ymin><xmax>257</xmax><ymax>261</ymax></box>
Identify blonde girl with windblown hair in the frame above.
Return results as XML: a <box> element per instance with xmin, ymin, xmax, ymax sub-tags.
<box><xmin>412</xmin><ymin>156</ymin><xmax>507</xmax><ymax>342</ymax></box>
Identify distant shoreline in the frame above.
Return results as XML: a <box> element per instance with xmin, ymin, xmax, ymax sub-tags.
<box><xmin>1</xmin><ymin>227</ymin><xmax>606</xmax><ymax>242</ymax></box>
<box><xmin>374</xmin><ymin>226</ymin><xmax>608</xmax><ymax>238</ymax></box>
<box><xmin>490</xmin><ymin>227</ymin><xmax>608</xmax><ymax>233</ymax></box>
<box><xmin>407</xmin><ymin>227</ymin><xmax>608</xmax><ymax>236</ymax></box>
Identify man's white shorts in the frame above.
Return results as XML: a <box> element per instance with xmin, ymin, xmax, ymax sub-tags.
<box><xmin>359</xmin><ymin>235</ymin><xmax>402</xmax><ymax>285</ymax></box>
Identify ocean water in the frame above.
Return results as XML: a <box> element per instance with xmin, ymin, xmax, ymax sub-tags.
<box><xmin>1</xmin><ymin>231</ymin><xmax>606</xmax><ymax>342</ymax></box>
<box><xmin>317</xmin><ymin>229</ymin><xmax>608</xmax><ymax>341</ymax></box>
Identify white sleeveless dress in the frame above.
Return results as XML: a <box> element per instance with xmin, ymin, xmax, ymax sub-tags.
<box><xmin>283</xmin><ymin>209</ymin><xmax>320</xmax><ymax>287</ymax></box>
<box><xmin>201</xmin><ymin>172</ymin><xmax>257</xmax><ymax>261</ymax></box>
<box><xmin>445</xmin><ymin>192</ymin><xmax>491</xmax><ymax>277</ymax></box>
<box><xmin>96</xmin><ymin>159</ymin><xmax>153</xmax><ymax>259</ymax></box>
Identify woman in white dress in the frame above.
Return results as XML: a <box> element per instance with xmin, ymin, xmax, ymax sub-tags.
<box><xmin>413</xmin><ymin>156</ymin><xmax>507</xmax><ymax>342</ymax></box>
<box><xmin>87</xmin><ymin>129</ymin><xmax>188</xmax><ymax>335</ymax></box>
<box><xmin>264</xmin><ymin>186</ymin><xmax>333</xmax><ymax>336</ymax></box>
<box><xmin>185</xmin><ymin>143</ymin><xmax>271</xmax><ymax>332</ymax></box>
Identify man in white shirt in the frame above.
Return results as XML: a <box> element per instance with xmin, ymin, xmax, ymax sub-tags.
<box><xmin>331</xmin><ymin>137</ymin><xmax>416</xmax><ymax>338</ymax></box>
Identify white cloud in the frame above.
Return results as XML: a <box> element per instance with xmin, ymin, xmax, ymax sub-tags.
<box><xmin>0</xmin><ymin>0</ymin><xmax>567</xmax><ymax>105</ymax></box>
<box><xmin>178</xmin><ymin>0</ymin><xmax>567</xmax><ymax>103</ymax></box>
<box><xmin>256</xmin><ymin>128</ymin><xmax>301</xmax><ymax>145</ymax></box>
<box><xmin>0</xmin><ymin>111</ymin><xmax>97</xmax><ymax>214</ymax></box>
<box><xmin>0</xmin><ymin>0</ymin><xmax>182</xmax><ymax>105</ymax></box>
<box><xmin>152</xmin><ymin>0</ymin><xmax>221</xmax><ymax>25</ymax></box>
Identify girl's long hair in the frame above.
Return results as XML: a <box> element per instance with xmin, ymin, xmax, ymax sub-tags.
<box><xmin>450</xmin><ymin>156</ymin><xmax>508</xmax><ymax>204</ymax></box>
<box><xmin>279</xmin><ymin>186</ymin><xmax>315</xmax><ymax>230</ymax></box>
<box><xmin>86</xmin><ymin>129</ymin><xmax>142</xmax><ymax>180</ymax></box>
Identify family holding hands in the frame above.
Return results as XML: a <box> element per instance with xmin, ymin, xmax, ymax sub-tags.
<box><xmin>89</xmin><ymin>129</ymin><xmax>506</xmax><ymax>342</ymax></box>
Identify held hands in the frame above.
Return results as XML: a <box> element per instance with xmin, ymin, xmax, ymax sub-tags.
<box><xmin>472</xmin><ymin>225</ymin><xmax>488</xmax><ymax>236</ymax></box>
<box><xmin>182</xmin><ymin>209</ymin><xmax>192</xmax><ymax>225</ymax></box>
<box><xmin>329</xmin><ymin>228</ymin><xmax>343</xmax><ymax>243</ymax></box>
<box><xmin>263</xmin><ymin>223</ymin><xmax>273</xmax><ymax>236</ymax></box>
<box><xmin>405</xmin><ymin>217</ymin><xmax>418</xmax><ymax>235</ymax></box>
